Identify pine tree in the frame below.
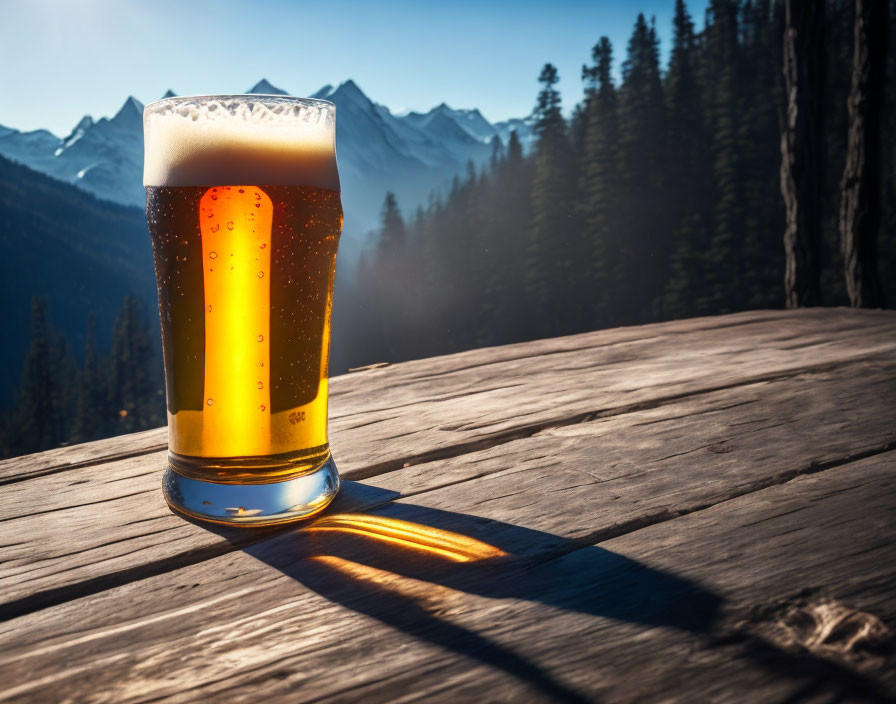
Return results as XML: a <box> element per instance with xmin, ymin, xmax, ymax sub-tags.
<box><xmin>371</xmin><ymin>192</ymin><xmax>416</xmax><ymax>359</ymax></box>
<box><xmin>109</xmin><ymin>295</ymin><xmax>157</xmax><ymax>434</ymax></box>
<box><xmin>702</xmin><ymin>0</ymin><xmax>743</xmax><ymax>312</ymax></box>
<box><xmin>72</xmin><ymin>315</ymin><xmax>105</xmax><ymax>443</ymax></box>
<box><xmin>617</xmin><ymin>14</ymin><xmax>667</xmax><ymax>322</ymax></box>
<box><xmin>378</xmin><ymin>192</ymin><xmax>406</xmax><ymax>259</ymax></box>
<box><xmin>581</xmin><ymin>36</ymin><xmax>621</xmax><ymax>326</ymax></box>
<box><xmin>498</xmin><ymin>130</ymin><xmax>535</xmax><ymax>341</ymax></box>
<box><xmin>527</xmin><ymin>63</ymin><xmax>574</xmax><ymax>338</ymax></box>
<box><xmin>13</xmin><ymin>298</ymin><xmax>72</xmax><ymax>454</ymax></box>
<box><xmin>488</xmin><ymin>135</ymin><xmax>504</xmax><ymax>171</ymax></box>
<box><xmin>662</xmin><ymin>0</ymin><xmax>711</xmax><ymax>318</ymax></box>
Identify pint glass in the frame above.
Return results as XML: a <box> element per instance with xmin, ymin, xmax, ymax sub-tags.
<box><xmin>143</xmin><ymin>95</ymin><xmax>341</xmax><ymax>525</ymax></box>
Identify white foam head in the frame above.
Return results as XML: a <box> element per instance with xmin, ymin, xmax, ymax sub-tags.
<box><xmin>143</xmin><ymin>95</ymin><xmax>339</xmax><ymax>191</ymax></box>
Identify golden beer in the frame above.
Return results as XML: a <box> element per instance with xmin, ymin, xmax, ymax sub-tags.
<box><xmin>144</xmin><ymin>96</ymin><xmax>342</xmax><ymax>525</ymax></box>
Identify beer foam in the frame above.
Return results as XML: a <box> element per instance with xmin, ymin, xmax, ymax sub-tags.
<box><xmin>143</xmin><ymin>95</ymin><xmax>339</xmax><ymax>190</ymax></box>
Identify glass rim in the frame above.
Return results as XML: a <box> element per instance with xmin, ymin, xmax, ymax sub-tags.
<box><xmin>144</xmin><ymin>94</ymin><xmax>336</xmax><ymax>114</ymax></box>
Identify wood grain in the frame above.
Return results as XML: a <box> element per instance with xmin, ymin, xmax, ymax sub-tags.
<box><xmin>2</xmin><ymin>360</ymin><xmax>893</xmax><ymax>617</ymax></box>
<box><xmin>2</xmin><ymin>309</ymin><xmax>895</xmax><ymax>703</ymax></box>
<box><xmin>1</xmin><ymin>453</ymin><xmax>892</xmax><ymax>703</ymax></box>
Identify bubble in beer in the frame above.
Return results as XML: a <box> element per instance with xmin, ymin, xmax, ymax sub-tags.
<box><xmin>207</xmin><ymin>398</ymin><xmax>214</xmax><ymax>406</ymax></box>
<box><xmin>257</xmin><ymin>382</ymin><xmax>264</xmax><ymax>389</ymax></box>
<box><xmin>226</xmin><ymin>221</ymin><xmax>234</xmax><ymax>230</ymax></box>
<box><xmin>211</xmin><ymin>224</ymin><xmax>219</xmax><ymax>233</ymax></box>
<box><xmin>209</xmin><ymin>251</ymin><xmax>217</xmax><ymax>259</ymax></box>
<box><xmin>258</xmin><ymin>271</ymin><xmax>264</xmax><ymax>278</ymax></box>
<box><xmin>260</xmin><ymin>405</ymin><xmax>266</xmax><ymax>412</ymax></box>
<box><xmin>257</xmin><ymin>334</ymin><xmax>264</xmax><ymax>342</ymax></box>
<box><xmin>260</xmin><ymin>243</ymin><xmax>267</xmax><ymax>249</ymax></box>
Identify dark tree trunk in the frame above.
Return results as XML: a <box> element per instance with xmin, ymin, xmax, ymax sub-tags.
<box><xmin>780</xmin><ymin>0</ymin><xmax>825</xmax><ymax>308</ymax></box>
<box><xmin>839</xmin><ymin>0</ymin><xmax>888</xmax><ymax>308</ymax></box>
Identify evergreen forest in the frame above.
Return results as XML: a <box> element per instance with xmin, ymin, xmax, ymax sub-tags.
<box><xmin>3</xmin><ymin>0</ymin><xmax>894</xmax><ymax>458</ymax></box>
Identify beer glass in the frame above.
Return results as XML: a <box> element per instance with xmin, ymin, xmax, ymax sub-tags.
<box><xmin>143</xmin><ymin>95</ymin><xmax>341</xmax><ymax>526</ymax></box>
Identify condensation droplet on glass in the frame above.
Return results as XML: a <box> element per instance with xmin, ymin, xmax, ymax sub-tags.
<box><xmin>260</xmin><ymin>405</ymin><xmax>266</xmax><ymax>412</ymax></box>
<box><xmin>226</xmin><ymin>221</ymin><xmax>234</xmax><ymax>230</ymax></box>
<box><xmin>257</xmin><ymin>271</ymin><xmax>264</xmax><ymax>278</ymax></box>
<box><xmin>209</xmin><ymin>251</ymin><xmax>217</xmax><ymax>259</ymax></box>
<box><xmin>254</xmin><ymin>192</ymin><xmax>261</xmax><ymax>200</ymax></box>
<box><xmin>238</xmin><ymin>189</ymin><xmax>245</xmax><ymax>193</ymax></box>
<box><xmin>211</xmin><ymin>194</ymin><xmax>218</xmax><ymax>201</ymax></box>
<box><xmin>254</xmin><ymin>203</ymin><xmax>261</xmax><ymax>208</ymax></box>
<box><xmin>211</xmin><ymin>224</ymin><xmax>219</xmax><ymax>233</ymax></box>
<box><xmin>207</xmin><ymin>398</ymin><xmax>214</xmax><ymax>406</ymax></box>
<box><xmin>257</xmin><ymin>382</ymin><xmax>264</xmax><ymax>389</ymax></box>
<box><xmin>257</xmin><ymin>334</ymin><xmax>264</xmax><ymax>342</ymax></box>
<box><xmin>208</xmin><ymin>305</ymin><xmax>212</xmax><ymax>312</ymax></box>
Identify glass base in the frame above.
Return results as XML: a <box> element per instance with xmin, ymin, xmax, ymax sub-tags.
<box><xmin>163</xmin><ymin>455</ymin><xmax>339</xmax><ymax>527</ymax></box>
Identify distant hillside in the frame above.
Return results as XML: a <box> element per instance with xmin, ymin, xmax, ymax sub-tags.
<box><xmin>0</xmin><ymin>154</ymin><xmax>156</xmax><ymax>405</ymax></box>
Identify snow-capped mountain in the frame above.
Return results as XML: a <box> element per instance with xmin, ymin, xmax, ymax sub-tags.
<box><xmin>0</xmin><ymin>96</ymin><xmax>145</xmax><ymax>206</ymax></box>
<box><xmin>0</xmin><ymin>79</ymin><xmax>535</xmax><ymax>252</ymax></box>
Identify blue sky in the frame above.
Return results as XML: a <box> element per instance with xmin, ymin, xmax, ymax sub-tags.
<box><xmin>2</xmin><ymin>0</ymin><xmax>708</xmax><ymax>136</ymax></box>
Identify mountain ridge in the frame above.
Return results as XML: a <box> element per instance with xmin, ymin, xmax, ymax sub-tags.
<box><xmin>0</xmin><ymin>79</ymin><xmax>535</xmax><ymax>253</ymax></box>
<box><xmin>0</xmin><ymin>153</ymin><xmax>157</xmax><ymax>405</ymax></box>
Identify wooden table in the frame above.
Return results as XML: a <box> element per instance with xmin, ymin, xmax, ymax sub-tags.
<box><xmin>2</xmin><ymin>309</ymin><xmax>895</xmax><ymax>703</ymax></box>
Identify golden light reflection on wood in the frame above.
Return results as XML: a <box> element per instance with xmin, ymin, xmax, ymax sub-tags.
<box><xmin>310</xmin><ymin>514</ymin><xmax>508</xmax><ymax>563</ymax></box>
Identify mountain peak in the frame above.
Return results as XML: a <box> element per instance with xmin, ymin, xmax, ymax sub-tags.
<box><xmin>122</xmin><ymin>96</ymin><xmax>143</xmax><ymax>112</ymax></box>
<box><xmin>310</xmin><ymin>84</ymin><xmax>334</xmax><ymax>100</ymax></box>
<box><xmin>337</xmin><ymin>79</ymin><xmax>363</xmax><ymax>96</ymax></box>
<box><xmin>331</xmin><ymin>79</ymin><xmax>371</xmax><ymax>106</ymax></box>
<box><xmin>161</xmin><ymin>89</ymin><xmax>176</xmax><ymax>99</ymax></box>
<box><xmin>57</xmin><ymin>115</ymin><xmax>94</xmax><ymax>153</ymax></box>
<box><xmin>248</xmin><ymin>79</ymin><xmax>288</xmax><ymax>95</ymax></box>
<box><xmin>112</xmin><ymin>96</ymin><xmax>144</xmax><ymax>126</ymax></box>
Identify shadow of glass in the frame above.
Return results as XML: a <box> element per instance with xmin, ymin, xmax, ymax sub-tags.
<box><xmin>196</xmin><ymin>480</ymin><xmax>722</xmax><ymax>702</ymax></box>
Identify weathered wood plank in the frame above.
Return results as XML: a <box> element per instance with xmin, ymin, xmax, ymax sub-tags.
<box><xmin>3</xmin><ymin>309</ymin><xmax>894</xmax><ymax>485</ymax></box>
<box><xmin>1</xmin><ymin>453</ymin><xmax>892</xmax><ymax>703</ymax></box>
<box><xmin>2</xmin><ymin>359</ymin><xmax>894</xmax><ymax>627</ymax></box>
